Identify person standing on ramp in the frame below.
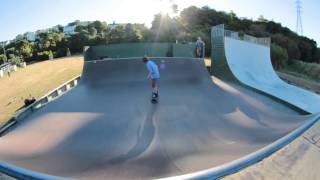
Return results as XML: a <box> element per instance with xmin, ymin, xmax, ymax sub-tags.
<box><xmin>142</xmin><ymin>56</ymin><xmax>160</xmax><ymax>103</ymax></box>
<box><xmin>195</xmin><ymin>37</ymin><xmax>205</xmax><ymax>58</ymax></box>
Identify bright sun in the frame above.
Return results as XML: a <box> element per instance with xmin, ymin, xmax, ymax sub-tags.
<box><xmin>159</xmin><ymin>0</ymin><xmax>175</xmax><ymax>16</ymax></box>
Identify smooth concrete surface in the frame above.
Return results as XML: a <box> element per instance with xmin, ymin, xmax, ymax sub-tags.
<box><xmin>224</xmin><ymin>37</ymin><xmax>320</xmax><ymax>113</ymax></box>
<box><xmin>0</xmin><ymin>58</ymin><xmax>312</xmax><ymax>179</ymax></box>
<box><xmin>0</xmin><ymin>172</ymin><xmax>15</xmax><ymax>180</ymax></box>
<box><xmin>224</xmin><ymin>120</ymin><xmax>320</xmax><ymax>180</ymax></box>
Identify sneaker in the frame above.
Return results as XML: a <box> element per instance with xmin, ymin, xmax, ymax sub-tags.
<box><xmin>152</xmin><ymin>93</ymin><xmax>157</xmax><ymax>98</ymax></box>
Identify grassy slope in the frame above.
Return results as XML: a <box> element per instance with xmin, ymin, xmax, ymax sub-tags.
<box><xmin>277</xmin><ymin>71</ymin><xmax>320</xmax><ymax>94</ymax></box>
<box><xmin>0</xmin><ymin>56</ymin><xmax>83</xmax><ymax>126</ymax></box>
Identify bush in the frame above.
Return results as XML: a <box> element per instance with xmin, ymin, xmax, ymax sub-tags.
<box><xmin>54</xmin><ymin>48</ymin><xmax>67</xmax><ymax>58</ymax></box>
<box><xmin>286</xmin><ymin>59</ymin><xmax>320</xmax><ymax>80</ymax></box>
<box><xmin>0</xmin><ymin>54</ymin><xmax>7</xmax><ymax>64</ymax></box>
<box><xmin>37</xmin><ymin>50</ymin><xmax>53</xmax><ymax>60</ymax></box>
<box><xmin>271</xmin><ymin>43</ymin><xmax>288</xmax><ymax>69</ymax></box>
<box><xmin>8</xmin><ymin>54</ymin><xmax>21</xmax><ymax>65</ymax></box>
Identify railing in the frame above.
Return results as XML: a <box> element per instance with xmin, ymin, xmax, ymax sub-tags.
<box><xmin>0</xmin><ymin>75</ymin><xmax>81</xmax><ymax>136</ymax></box>
<box><xmin>225</xmin><ymin>30</ymin><xmax>271</xmax><ymax>47</ymax></box>
<box><xmin>0</xmin><ymin>63</ymin><xmax>16</xmax><ymax>73</ymax></box>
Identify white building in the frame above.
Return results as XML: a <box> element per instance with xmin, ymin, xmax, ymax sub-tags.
<box><xmin>108</xmin><ymin>21</ymin><xmax>126</xmax><ymax>30</ymax></box>
<box><xmin>63</xmin><ymin>25</ymin><xmax>77</xmax><ymax>36</ymax></box>
<box><xmin>25</xmin><ymin>32</ymin><xmax>37</xmax><ymax>41</ymax></box>
<box><xmin>37</xmin><ymin>29</ymin><xmax>50</xmax><ymax>34</ymax></box>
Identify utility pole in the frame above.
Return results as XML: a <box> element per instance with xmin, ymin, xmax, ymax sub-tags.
<box><xmin>296</xmin><ymin>0</ymin><xmax>303</xmax><ymax>35</ymax></box>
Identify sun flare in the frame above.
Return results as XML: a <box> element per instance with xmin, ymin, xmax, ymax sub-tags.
<box><xmin>159</xmin><ymin>0</ymin><xmax>175</xmax><ymax>16</ymax></box>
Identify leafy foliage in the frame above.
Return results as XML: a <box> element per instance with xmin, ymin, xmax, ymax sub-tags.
<box><xmin>285</xmin><ymin>60</ymin><xmax>320</xmax><ymax>80</ymax></box>
<box><xmin>8</xmin><ymin>54</ymin><xmax>22</xmax><ymax>65</ymax></box>
<box><xmin>0</xmin><ymin>5</ymin><xmax>319</xmax><ymax>67</ymax></box>
<box><xmin>0</xmin><ymin>54</ymin><xmax>6</xmax><ymax>64</ymax></box>
<box><xmin>271</xmin><ymin>43</ymin><xmax>288</xmax><ymax>69</ymax></box>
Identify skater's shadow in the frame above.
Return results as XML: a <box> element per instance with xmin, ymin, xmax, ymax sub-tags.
<box><xmin>108</xmin><ymin>105</ymin><xmax>158</xmax><ymax>164</ymax></box>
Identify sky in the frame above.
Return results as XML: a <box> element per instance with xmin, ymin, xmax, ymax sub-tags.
<box><xmin>0</xmin><ymin>0</ymin><xmax>319</xmax><ymax>45</ymax></box>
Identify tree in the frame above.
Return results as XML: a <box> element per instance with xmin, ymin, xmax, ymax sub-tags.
<box><xmin>249</xmin><ymin>24</ymin><xmax>268</xmax><ymax>37</ymax></box>
<box><xmin>36</xmin><ymin>50</ymin><xmax>53</xmax><ymax>60</ymax></box>
<box><xmin>56</xmin><ymin>24</ymin><xmax>64</xmax><ymax>32</ymax></box>
<box><xmin>151</xmin><ymin>13</ymin><xmax>180</xmax><ymax>42</ymax></box>
<box><xmin>14</xmin><ymin>39</ymin><xmax>33</xmax><ymax>61</ymax></box>
<box><xmin>271</xmin><ymin>43</ymin><xmax>288</xmax><ymax>69</ymax></box>
<box><xmin>180</xmin><ymin>6</ymin><xmax>200</xmax><ymax>30</ymax></box>
<box><xmin>8</xmin><ymin>54</ymin><xmax>21</xmax><ymax>65</ymax></box>
<box><xmin>91</xmin><ymin>21</ymin><xmax>107</xmax><ymax>33</ymax></box>
<box><xmin>68</xmin><ymin>32</ymin><xmax>90</xmax><ymax>53</ymax></box>
<box><xmin>265</xmin><ymin>21</ymin><xmax>282</xmax><ymax>34</ymax></box>
<box><xmin>1</xmin><ymin>8</ymin><xmax>319</xmax><ymax>64</ymax></box>
<box><xmin>287</xmin><ymin>40</ymin><xmax>301</xmax><ymax>61</ymax></box>
<box><xmin>257</xmin><ymin>15</ymin><xmax>268</xmax><ymax>23</ymax></box>
<box><xmin>124</xmin><ymin>24</ymin><xmax>139</xmax><ymax>42</ymax></box>
<box><xmin>298</xmin><ymin>40</ymin><xmax>313</xmax><ymax>62</ymax></box>
<box><xmin>172</xmin><ymin>4</ymin><xmax>178</xmax><ymax>14</ymax></box>
<box><xmin>69</xmin><ymin>20</ymin><xmax>81</xmax><ymax>26</ymax></box>
<box><xmin>0</xmin><ymin>55</ymin><xmax>6</xmax><ymax>64</ymax></box>
<box><xmin>229</xmin><ymin>11</ymin><xmax>236</xmax><ymax>21</ymax></box>
<box><xmin>6</xmin><ymin>47</ymin><xmax>16</xmax><ymax>56</ymax></box>
<box><xmin>109</xmin><ymin>26</ymin><xmax>126</xmax><ymax>43</ymax></box>
<box><xmin>88</xmin><ymin>27</ymin><xmax>97</xmax><ymax>38</ymax></box>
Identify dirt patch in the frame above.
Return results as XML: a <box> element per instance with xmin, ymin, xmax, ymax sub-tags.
<box><xmin>277</xmin><ymin>72</ymin><xmax>320</xmax><ymax>94</ymax></box>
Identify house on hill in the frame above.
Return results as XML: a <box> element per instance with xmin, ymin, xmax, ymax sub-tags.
<box><xmin>63</xmin><ymin>25</ymin><xmax>77</xmax><ymax>37</ymax></box>
<box><xmin>25</xmin><ymin>32</ymin><xmax>37</xmax><ymax>41</ymax></box>
<box><xmin>108</xmin><ymin>21</ymin><xmax>126</xmax><ymax>30</ymax></box>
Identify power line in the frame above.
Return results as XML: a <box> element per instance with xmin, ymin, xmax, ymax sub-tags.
<box><xmin>296</xmin><ymin>0</ymin><xmax>303</xmax><ymax>35</ymax></box>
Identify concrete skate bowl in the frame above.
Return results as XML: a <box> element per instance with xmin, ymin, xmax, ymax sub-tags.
<box><xmin>0</xmin><ymin>44</ymin><xmax>319</xmax><ymax>179</ymax></box>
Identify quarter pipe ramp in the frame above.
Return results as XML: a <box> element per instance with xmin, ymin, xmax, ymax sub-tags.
<box><xmin>211</xmin><ymin>24</ymin><xmax>320</xmax><ymax>114</ymax></box>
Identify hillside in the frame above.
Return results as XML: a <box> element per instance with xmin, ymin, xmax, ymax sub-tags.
<box><xmin>0</xmin><ymin>6</ymin><xmax>319</xmax><ymax>69</ymax></box>
<box><xmin>0</xmin><ymin>56</ymin><xmax>83</xmax><ymax>126</ymax></box>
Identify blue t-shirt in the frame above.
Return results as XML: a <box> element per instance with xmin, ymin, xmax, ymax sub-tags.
<box><xmin>146</xmin><ymin>60</ymin><xmax>160</xmax><ymax>79</ymax></box>
<box><xmin>196</xmin><ymin>40</ymin><xmax>204</xmax><ymax>49</ymax></box>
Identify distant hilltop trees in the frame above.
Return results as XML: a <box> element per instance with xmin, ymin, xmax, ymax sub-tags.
<box><xmin>0</xmin><ymin>6</ymin><xmax>319</xmax><ymax>67</ymax></box>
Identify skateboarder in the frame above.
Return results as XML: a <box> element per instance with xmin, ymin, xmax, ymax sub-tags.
<box><xmin>195</xmin><ymin>37</ymin><xmax>205</xmax><ymax>58</ymax></box>
<box><xmin>142</xmin><ymin>56</ymin><xmax>160</xmax><ymax>102</ymax></box>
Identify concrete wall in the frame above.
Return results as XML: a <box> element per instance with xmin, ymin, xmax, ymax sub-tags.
<box><xmin>84</xmin><ymin>43</ymin><xmax>197</xmax><ymax>61</ymax></box>
<box><xmin>20</xmin><ymin>62</ymin><xmax>26</xmax><ymax>68</ymax></box>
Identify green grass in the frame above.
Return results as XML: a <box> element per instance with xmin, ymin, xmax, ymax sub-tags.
<box><xmin>0</xmin><ymin>56</ymin><xmax>84</xmax><ymax>126</ymax></box>
<box><xmin>277</xmin><ymin>72</ymin><xmax>320</xmax><ymax>94</ymax></box>
<box><xmin>284</xmin><ymin>60</ymin><xmax>320</xmax><ymax>81</ymax></box>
